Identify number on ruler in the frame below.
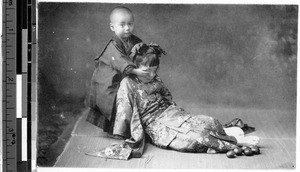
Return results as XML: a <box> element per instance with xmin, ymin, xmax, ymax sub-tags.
<box><xmin>8</xmin><ymin>127</ymin><xmax>13</xmax><ymax>132</ymax></box>
<box><xmin>7</xmin><ymin>77</ymin><xmax>14</xmax><ymax>82</ymax></box>
<box><xmin>11</xmin><ymin>134</ymin><xmax>16</xmax><ymax>145</ymax></box>
<box><xmin>8</xmin><ymin>0</ymin><xmax>13</xmax><ymax>6</ymax></box>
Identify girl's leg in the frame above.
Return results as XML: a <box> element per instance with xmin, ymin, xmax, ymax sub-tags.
<box><xmin>168</xmin><ymin>132</ymin><xmax>208</xmax><ymax>153</ymax></box>
<box><xmin>199</xmin><ymin>116</ymin><xmax>260</xmax><ymax>147</ymax></box>
<box><xmin>181</xmin><ymin>116</ymin><xmax>238</xmax><ymax>152</ymax></box>
<box><xmin>168</xmin><ymin>129</ymin><xmax>237</xmax><ymax>153</ymax></box>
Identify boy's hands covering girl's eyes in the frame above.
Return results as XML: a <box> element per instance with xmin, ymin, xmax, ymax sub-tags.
<box><xmin>131</xmin><ymin>68</ymin><xmax>150</xmax><ymax>77</ymax></box>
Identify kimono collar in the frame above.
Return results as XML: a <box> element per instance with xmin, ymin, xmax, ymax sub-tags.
<box><xmin>95</xmin><ymin>34</ymin><xmax>142</xmax><ymax>61</ymax></box>
<box><xmin>112</xmin><ymin>34</ymin><xmax>136</xmax><ymax>56</ymax></box>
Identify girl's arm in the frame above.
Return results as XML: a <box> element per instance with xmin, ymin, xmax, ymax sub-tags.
<box><xmin>156</xmin><ymin>76</ymin><xmax>175</xmax><ymax>104</ymax></box>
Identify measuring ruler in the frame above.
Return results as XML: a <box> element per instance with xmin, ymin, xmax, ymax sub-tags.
<box><xmin>2</xmin><ymin>0</ymin><xmax>37</xmax><ymax>171</ymax></box>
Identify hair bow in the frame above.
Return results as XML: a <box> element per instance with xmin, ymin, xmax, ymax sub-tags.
<box><xmin>147</xmin><ymin>43</ymin><xmax>167</xmax><ymax>56</ymax></box>
<box><xmin>130</xmin><ymin>42</ymin><xmax>167</xmax><ymax>61</ymax></box>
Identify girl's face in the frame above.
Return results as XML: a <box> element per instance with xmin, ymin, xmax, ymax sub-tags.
<box><xmin>138</xmin><ymin>65</ymin><xmax>159</xmax><ymax>83</ymax></box>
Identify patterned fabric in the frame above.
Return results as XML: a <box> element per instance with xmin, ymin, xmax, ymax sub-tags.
<box><xmin>86</xmin><ymin>75</ymin><xmax>237</xmax><ymax>160</ymax></box>
<box><xmin>85</xmin><ymin>142</ymin><xmax>132</xmax><ymax>160</ymax></box>
<box><xmin>86</xmin><ymin>34</ymin><xmax>142</xmax><ymax>134</ymax></box>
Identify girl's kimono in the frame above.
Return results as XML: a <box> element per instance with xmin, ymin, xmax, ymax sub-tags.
<box><xmin>86</xmin><ymin>75</ymin><xmax>237</xmax><ymax>160</ymax></box>
<box><xmin>86</xmin><ymin>34</ymin><xmax>142</xmax><ymax>133</ymax></box>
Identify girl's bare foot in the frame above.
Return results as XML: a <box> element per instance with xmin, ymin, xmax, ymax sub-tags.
<box><xmin>206</xmin><ymin>148</ymin><xmax>217</xmax><ymax>154</ymax></box>
<box><xmin>237</xmin><ymin>135</ymin><xmax>260</xmax><ymax>147</ymax></box>
<box><xmin>224</xmin><ymin>127</ymin><xmax>259</xmax><ymax>146</ymax></box>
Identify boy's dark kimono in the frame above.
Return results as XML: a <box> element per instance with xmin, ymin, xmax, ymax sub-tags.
<box><xmin>86</xmin><ymin>34</ymin><xmax>142</xmax><ymax>133</ymax></box>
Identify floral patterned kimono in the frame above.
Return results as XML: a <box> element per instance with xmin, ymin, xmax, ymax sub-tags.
<box><xmin>86</xmin><ymin>75</ymin><xmax>237</xmax><ymax>160</ymax></box>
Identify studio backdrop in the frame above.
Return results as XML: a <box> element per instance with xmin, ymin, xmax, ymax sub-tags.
<box><xmin>38</xmin><ymin>3</ymin><xmax>297</xmax><ymax>110</ymax></box>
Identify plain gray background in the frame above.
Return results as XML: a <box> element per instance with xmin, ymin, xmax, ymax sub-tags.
<box><xmin>38</xmin><ymin>3</ymin><xmax>297</xmax><ymax>110</ymax></box>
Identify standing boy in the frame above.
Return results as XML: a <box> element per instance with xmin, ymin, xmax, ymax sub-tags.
<box><xmin>87</xmin><ymin>6</ymin><xmax>149</xmax><ymax>134</ymax></box>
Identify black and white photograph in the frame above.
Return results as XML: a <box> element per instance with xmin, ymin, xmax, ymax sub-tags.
<box><xmin>36</xmin><ymin>0</ymin><xmax>297</xmax><ymax>169</ymax></box>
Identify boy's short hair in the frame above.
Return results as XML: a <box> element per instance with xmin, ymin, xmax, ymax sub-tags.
<box><xmin>110</xmin><ymin>6</ymin><xmax>134</xmax><ymax>22</ymax></box>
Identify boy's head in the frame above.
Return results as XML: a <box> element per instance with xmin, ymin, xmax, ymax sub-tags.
<box><xmin>110</xmin><ymin>6</ymin><xmax>134</xmax><ymax>39</ymax></box>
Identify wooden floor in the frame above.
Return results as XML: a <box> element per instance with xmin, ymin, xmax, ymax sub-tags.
<box><xmin>54</xmin><ymin>103</ymin><xmax>296</xmax><ymax>169</ymax></box>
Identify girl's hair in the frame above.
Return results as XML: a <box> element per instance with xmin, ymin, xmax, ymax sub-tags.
<box><xmin>134</xmin><ymin>45</ymin><xmax>166</xmax><ymax>67</ymax></box>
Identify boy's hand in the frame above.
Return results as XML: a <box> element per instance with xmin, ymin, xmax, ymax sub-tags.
<box><xmin>131</xmin><ymin>68</ymin><xmax>149</xmax><ymax>77</ymax></box>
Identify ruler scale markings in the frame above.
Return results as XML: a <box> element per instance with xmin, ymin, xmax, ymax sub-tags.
<box><xmin>3</xmin><ymin>0</ymin><xmax>36</xmax><ymax>171</ymax></box>
<box><xmin>20</xmin><ymin>0</ymin><xmax>29</xmax><ymax>170</ymax></box>
<box><xmin>16</xmin><ymin>0</ymin><xmax>22</xmax><ymax>75</ymax></box>
<box><xmin>3</xmin><ymin>120</ymin><xmax>13</xmax><ymax>122</ymax></box>
<box><xmin>16</xmin><ymin>0</ymin><xmax>25</xmax><ymax>170</ymax></box>
<box><xmin>3</xmin><ymin>0</ymin><xmax>18</xmax><ymax>171</ymax></box>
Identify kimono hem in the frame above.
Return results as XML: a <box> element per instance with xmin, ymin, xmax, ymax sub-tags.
<box><xmin>86</xmin><ymin>76</ymin><xmax>238</xmax><ymax>160</ymax></box>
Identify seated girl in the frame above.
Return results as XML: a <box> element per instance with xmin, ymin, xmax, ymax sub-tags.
<box><xmin>86</xmin><ymin>44</ymin><xmax>259</xmax><ymax>160</ymax></box>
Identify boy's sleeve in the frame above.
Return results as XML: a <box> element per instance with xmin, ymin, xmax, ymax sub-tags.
<box><xmin>100</xmin><ymin>42</ymin><xmax>136</xmax><ymax>75</ymax></box>
<box><xmin>110</xmin><ymin>54</ymin><xmax>136</xmax><ymax>75</ymax></box>
<box><xmin>123</xmin><ymin>65</ymin><xmax>135</xmax><ymax>75</ymax></box>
